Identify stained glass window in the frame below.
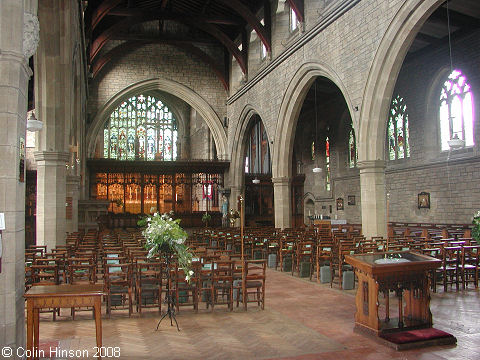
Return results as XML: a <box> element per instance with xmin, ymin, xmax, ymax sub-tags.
<box><xmin>440</xmin><ymin>69</ymin><xmax>474</xmax><ymax>151</ymax></box>
<box><xmin>387</xmin><ymin>95</ymin><xmax>410</xmax><ymax>160</ymax></box>
<box><xmin>325</xmin><ymin>137</ymin><xmax>331</xmax><ymax>191</ymax></box>
<box><xmin>244</xmin><ymin>116</ymin><xmax>271</xmax><ymax>174</ymax></box>
<box><xmin>290</xmin><ymin>7</ymin><xmax>298</xmax><ymax>32</ymax></box>
<box><xmin>348</xmin><ymin>126</ymin><xmax>357</xmax><ymax>168</ymax></box>
<box><xmin>104</xmin><ymin>94</ymin><xmax>178</xmax><ymax>161</ymax></box>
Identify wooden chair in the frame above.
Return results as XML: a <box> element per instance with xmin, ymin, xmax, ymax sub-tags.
<box><xmin>461</xmin><ymin>245</ymin><xmax>479</xmax><ymax>289</ymax></box>
<box><xmin>104</xmin><ymin>263</ymin><xmax>133</xmax><ymax>316</ymax></box>
<box><xmin>278</xmin><ymin>236</ymin><xmax>295</xmax><ymax>272</ymax></box>
<box><xmin>173</xmin><ymin>262</ymin><xmax>199</xmax><ymax>313</ymax></box>
<box><xmin>441</xmin><ymin>246</ymin><xmax>462</xmax><ymax>292</ymax></box>
<box><xmin>210</xmin><ymin>260</ymin><xmax>234</xmax><ymax>311</ymax></box>
<box><xmin>293</xmin><ymin>240</ymin><xmax>314</xmax><ymax>277</ymax></box>
<box><xmin>315</xmin><ymin>240</ymin><xmax>333</xmax><ymax>282</ymax></box>
<box><xmin>241</xmin><ymin>259</ymin><xmax>266</xmax><ymax>310</ymax></box>
<box><xmin>135</xmin><ymin>261</ymin><xmax>163</xmax><ymax>313</ymax></box>
<box><xmin>30</xmin><ymin>260</ymin><xmax>59</xmax><ymax>320</ymax></box>
<box><xmin>68</xmin><ymin>257</ymin><xmax>97</xmax><ymax>319</ymax></box>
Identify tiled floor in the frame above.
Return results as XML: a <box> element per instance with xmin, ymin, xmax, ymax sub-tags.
<box><xmin>33</xmin><ymin>269</ymin><xmax>480</xmax><ymax>359</ymax></box>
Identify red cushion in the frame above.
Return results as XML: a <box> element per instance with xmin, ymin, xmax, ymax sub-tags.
<box><xmin>380</xmin><ymin>328</ymin><xmax>454</xmax><ymax>344</ymax></box>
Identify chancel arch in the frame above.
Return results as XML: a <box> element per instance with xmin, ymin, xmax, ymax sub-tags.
<box><xmin>86</xmin><ymin>82</ymin><xmax>228</xmax><ymax>225</ymax></box>
<box><xmin>86</xmin><ymin>78</ymin><xmax>228</xmax><ymax>161</ymax></box>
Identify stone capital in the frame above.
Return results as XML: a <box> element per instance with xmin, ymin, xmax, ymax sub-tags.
<box><xmin>357</xmin><ymin>160</ymin><xmax>386</xmax><ymax>171</ymax></box>
<box><xmin>218</xmin><ymin>187</ymin><xmax>231</xmax><ymax>196</ymax></box>
<box><xmin>271</xmin><ymin>176</ymin><xmax>291</xmax><ymax>185</ymax></box>
<box><xmin>0</xmin><ymin>50</ymin><xmax>33</xmax><ymax>77</ymax></box>
<box><xmin>66</xmin><ymin>175</ymin><xmax>81</xmax><ymax>186</ymax></box>
<box><xmin>23</xmin><ymin>12</ymin><xmax>40</xmax><ymax>59</ymax></box>
<box><xmin>34</xmin><ymin>151</ymin><xmax>70</xmax><ymax>164</ymax></box>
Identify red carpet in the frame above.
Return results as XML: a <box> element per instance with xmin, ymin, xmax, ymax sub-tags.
<box><xmin>380</xmin><ymin>328</ymin><xmax>455</xmax><ymax>344</ymax></box>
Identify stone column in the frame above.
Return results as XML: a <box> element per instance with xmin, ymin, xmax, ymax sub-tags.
<box><xmin>66</xmin><ymin>175</ymin><xmax>81</xmax><ymax>234</ymax></box>
<box><xmin>272</xmin><ymin>177</ymin><xmax>292</xmax><ymax>229</ymax></box>
<box><xmin>34</xmin><ymin>0</ymin><xmax>70</xmax><ymax>249</ymax></box>
<box><xmin>34</xmin><ymin>151</ymin><xmax>69</xmax><ymax>249</ymax></box>
<box><xmin>358</xmin><ymin>160</ymin><xmax>387</xmax><ymax>239</ymax></box>
<box><xmin>0</xmin><ymin>1</ymin><xmax>37</xmax><ymax>351</ymax></box>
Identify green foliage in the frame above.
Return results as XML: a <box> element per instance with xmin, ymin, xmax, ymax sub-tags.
<box><xmin>202</xmin><ymin>212</ymin><xmax>211</xmax><ymax>224</ymax></box>
<box><xmin>473</xmin><ymin>211</ymin><xmax>480</xmax><ymax>242</ymax></box>
<box><xmin>138</xmin><ymin>212</ymin><xmax>194</xmax><ymax>281</ymax></box>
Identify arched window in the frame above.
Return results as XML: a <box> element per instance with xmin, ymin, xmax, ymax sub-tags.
<box><xmin>103</xmin><ymin>94</ymin><xmax>178</xmax><ymax>161</ymax></box>
<box><xmin>325</xmin><ymin>137</ymin><xmax>331</xmax><ymax>191</ymax></box>
<box><xmin>244</xmin><ymin>116</ymin><xmax>271</xmax><ymax>174</ymax></box>
<box><xmin>439</xmin><ymin>69</ymin><xmax>474</xmax><ymax>151</ymax></box>
<box><xmin>348</xmin><ymin>127</ymin><xmax>357</xmax><ymax>168</ymax></box>
<box><xmin>387</xmin><ymin>95</ymin><xmax>410</xmax><ymax>160</ymax></box>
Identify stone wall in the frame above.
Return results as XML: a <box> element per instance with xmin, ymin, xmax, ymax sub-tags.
<box><xmin>226</xmin><ymin>0</ymin><xmax>480</xmax><ymax>226</ymax></box>
<box><xmin>227</xmin><ymin>0</ymin><xmax>404</xmax><ymax>160</ymax></box>
<box><xmin>87</xmin><ymin>43</ymin><xmax>227</xmax><ymax>136</ymax></box>
<box><xmin>384</xmin><ymin>27</ymin><xmax>480</xmax><ymax>224</ymax></box>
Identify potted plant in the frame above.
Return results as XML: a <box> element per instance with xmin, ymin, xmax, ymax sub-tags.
<box><xmin>202</xmin><ymin>212</ymin><xmax>211</xmax><ymax>228</ymax></box>
<box><xmin>138</xmin><ymin>211</ymin><xmax>193</xmax><ymax>329</ymax></box>
<box><xmin>138</xmin><ymin>211</ymin><xmax>193</xmax><ymax>275</ymax></box>
<box><xmin>472</xmin><ymin>210</ymin><xmax>480</xmax><ymax>243</ymax></box>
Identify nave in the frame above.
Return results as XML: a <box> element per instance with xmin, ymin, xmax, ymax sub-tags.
<box><xmin>33</xmin><ymin>268</ymin><xmax>479</xmax><ymax>360</ymax></box>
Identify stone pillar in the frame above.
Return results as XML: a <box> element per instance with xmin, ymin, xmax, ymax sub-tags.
<box><xmin>358</xmin><ymin>160</ymin><xmax>387</xmax><ymax>239</ymax></box>
<box><xmin>273</xmin><ymin>177</ymin><xmax>292</xmax><ymax>229</ymax></box>
<box><xmin>66</xmin><ymin>175</ymin><xmax>81</xmax><ymax>234</ymax></box>
<box><xmin>34</xmin><ymin>151</ymin><xmax>69</xmax><ymax>249</ymax></box>
<box><xmin>34</xmin><ymin>0</ymin><xmax>70</xmax><ymax>249</ymax></box>
<box><xmin>0</xmin><ymin>1</ymin><xmax>37</xmax><ymax>351</ymax></box>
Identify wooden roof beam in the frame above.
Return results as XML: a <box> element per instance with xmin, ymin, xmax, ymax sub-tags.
<box><xmin>108</xmin><ymin>8</ymin><xmax>242</xmax><ymax>26</ymax></box>
<box><xmin>215</xmin><ymin>0</ymin><xmax>271</xmax><ymax>52</ymax></box>
<box><xmin>286</xmin><ymin>0</ymin><xmax>304</xmax><ymax>23</ymax></box>
<box><xmin>91</xmin><ymin>40</ymin><xmax>229</xmax><ymax>91</ymax></box>
<box><xmin>90</xmin><ymin>0</ymin><xmax>122</xmax><ymax>31</ymax></box>
<box><xmin>90</xmin><ymin>16</ymin><xmax>246</xmax><ymax>74</ymax></box>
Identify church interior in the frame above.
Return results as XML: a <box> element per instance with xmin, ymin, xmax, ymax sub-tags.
<box><xmin>1</xmin><ymin>0</ymin><xmax>480</xmax><ymax>358</ymax></box>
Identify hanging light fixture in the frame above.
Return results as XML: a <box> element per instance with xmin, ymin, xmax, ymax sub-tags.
<box><xmin>26</xmin><ymin>110</ymin><xmax>43</xmax><ymax>132</ymax></box>
<box><xmin>312</xmin><ymin>80</ymin><xmax>322</xmax><ymax>173</ymax></box>
<box><xmin>445</xmin><ymin>0</ymin><xmax>465</xmax><ymax>150</ymax></box>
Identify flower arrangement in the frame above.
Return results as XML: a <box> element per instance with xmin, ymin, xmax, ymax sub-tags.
<box><xmin>202</xmin><ymin>212</ymin><xmax>211</xmax><ymax>226</ymax></box>
<box><xmin>138</xmin><ymin>212</ymin><xmax>193</xmax><ymax>280</ymax></box>
<box><xmin>228</xmin><ymin>208</ymin><xmax>240</xmax><ymax>226</ymax></box>
<box><xmin>472</xmin><ymin>210</ymin><xmax>480</xmax><ymax>242</ymax></box>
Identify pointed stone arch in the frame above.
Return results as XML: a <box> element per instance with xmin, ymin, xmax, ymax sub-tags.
<box><xmin>357</xmin><ymin>0</ymin><xmax>444</xmax><ymax>238</ymax></box>
<box><xmin>358</xmin><ymin>0</ymin><xmax>444</xmax><ymax>162</ymax></box>
<box><xmin>229</xmin><ymin>105</ymin><xmax>271</xmax><ymax>190</ymax></box>
<box><xmin>228</xmin><ymin>105</ymin><xmax>271</xmax><ymax>208</ymax></box>
<box><xmin>272</xmin><ymin>62</ymin><xmax>354</xmax><ymax>228</ymax></box>
<box><xmin>86</xmin><ymin>78</ymin><xmax>228</xmax><ymax>160</ymax></box>
<box><xmin>272</xmin><ymin>62</ymin><xmax>355</xmax><ymax>180</ymax></box>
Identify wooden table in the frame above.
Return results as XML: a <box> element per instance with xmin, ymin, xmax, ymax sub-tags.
<box><xmin>345</xmin><ymin>251</ymin><xmax>441</xmax><ymax>336</ymax></box>
<box><xmin>24</xmin><ymin>284</ymin><xmax>104</xmax><ymax>360</ymax></box>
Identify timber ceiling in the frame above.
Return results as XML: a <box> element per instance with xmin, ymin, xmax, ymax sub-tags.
<box><xmin>83</xmin><ymin>0</ymin><xmax>480</xmax><ymax>91</ymax></box>
<box><xmin>84</xmin><ymin>0</ymin><xmax>284</xmax><ymax>90</ymax></box>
